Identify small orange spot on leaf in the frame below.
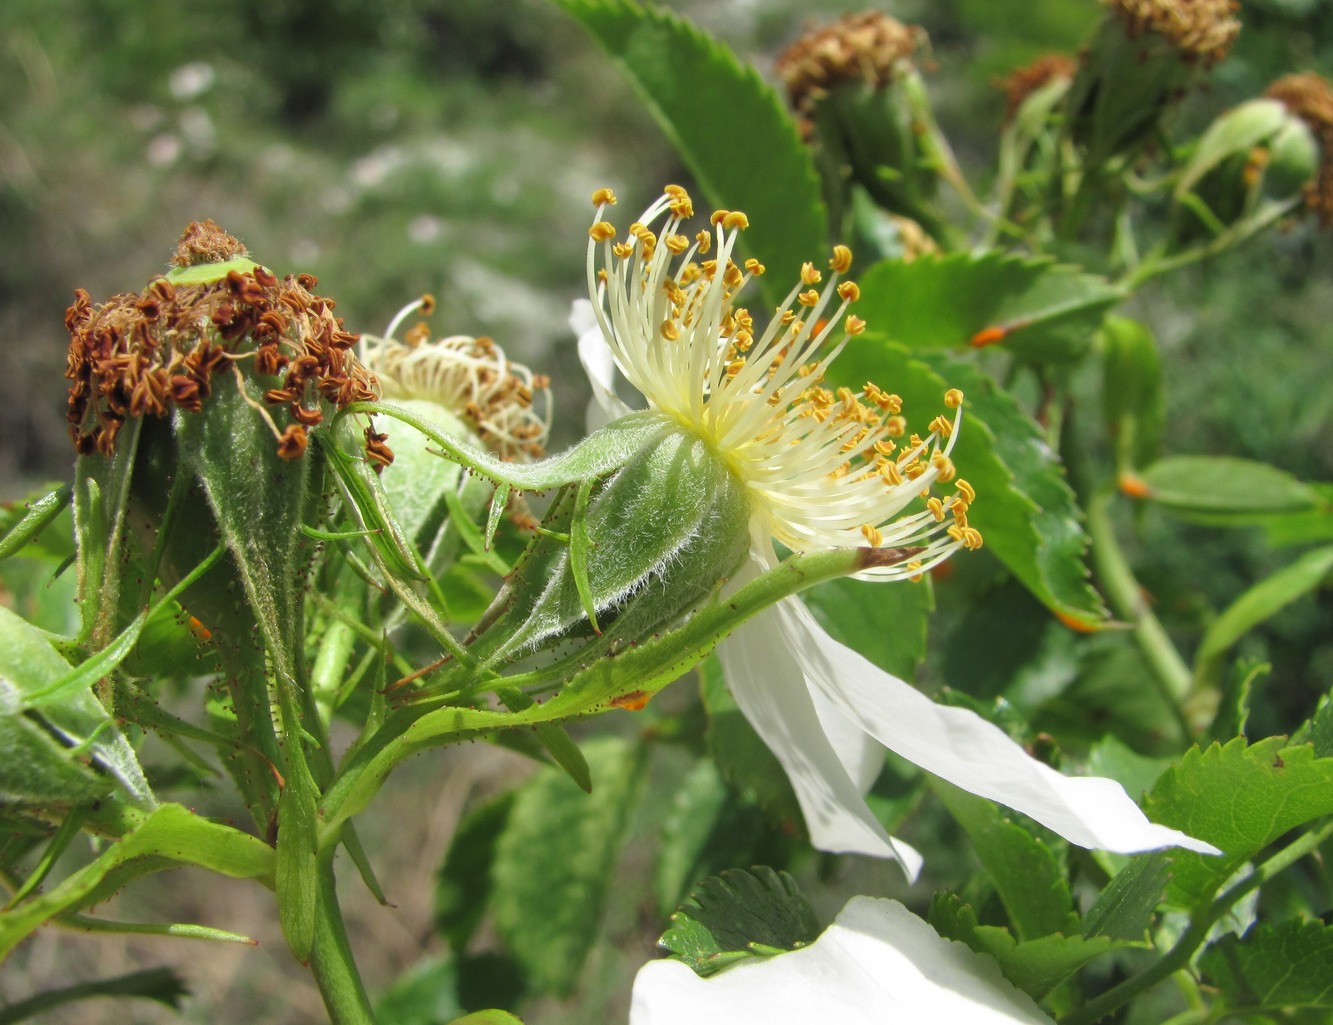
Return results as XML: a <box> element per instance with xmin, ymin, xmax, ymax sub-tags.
<box><xmin>970</xmin><ymin>325</ymin><xmax>1008</xmax><ymax>348</ymax></box>
<box><xmin>611</xmin><ymin>690</ymin><xmax>652</xmax><ymax>711</ymax></box>
<box><xmin>1118</xmin><ymin>472</ymin><xmax>1152</xmax><ymax>499</ymax></box>
<box><xmin>1054</xmin><ymin>609</ymin><xmax>1100</xmax><ymax>634</ymax></box>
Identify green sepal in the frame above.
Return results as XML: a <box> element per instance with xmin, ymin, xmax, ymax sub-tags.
<box><xmin>163</xmin><ymin>256</ymin><xmax>260</xmax><ymax>284</ymax></box>
<box><xmin>1101</xmin><ymin>316</ymin><xmax>1164</xmax><ymax>474</ymax></box>
<box><xmin>0</xmin><ymin>483</ymin><xmax>72</xmax><ymax>563</ymax></box>
<box><xmin>276</xmin><ymin>781</ymin><xmax>320</xmax><ymax>963</ymax></box>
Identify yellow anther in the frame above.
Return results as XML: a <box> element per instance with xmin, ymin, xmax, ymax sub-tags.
<box><xmin>798</xmin><ymin>289</ymin><xmax>820</xmax><ymax>307</ymax></box>
<box><xmin>881</xmin><ymin>460</ymin><xmax>904</xmax><ymax>485</ymax></box>
<box><xmin>873</xmin><ymin>439</ymin><xmax>896</xmax><ymax>456</ymax></box>
<box><xmin>710</xmin><ymin>209</ymin><xmax>729</xmax><ymax>225</ymax></box>
<box><xmin>724</xmin><ymin>262</ymin><xmax>744</xmax><ymax>288</ymax></box>
<box><xmin>591</xmin><ymin>187</ymin><xmax>617</xmax><ymax>207</ymax></box>
<box><xmin>661</xmin><ymin>320</ymin><xmax>680</xmax><ymax>341</ymax></box>
<box><xmin>944</xmin><ymin>388</ymin><xmax>964</xmax><ymax>409</ymax></box>
<box><xmin>927</xmin><ymin>496</ymin><xmax>945</xmax><ymax>521</ymax></box>
<box><xmin>837</xmin><ymin>281</ymin><xmax>861</xmax><ymax>301</ymax></box>
<box><xmin>589</xmin><ymin>221</ymin><xmax>617</xmax><ymax>242</ymax></box>
<box><xmin>931</xmin><ymin>453</ymin><xmax>956</xmax><ymax>483</ymax></box>
<box><xmin>929</xmin><ymin>414</ymin><xmax>953</xmax><ymax>437</ymax></box>
<box><xmin>612</xmin><ymin>241</ymin><xmax>634</xmax><ymax>259</ymax></box>
<box><xmin>694</xmin><ymin>230</ymin><xmax>711</xmax><ymax>254</ymax></box>
<box><xmin>961</xmin><ymin>527</ymin><xmax>984</xmax><ymax>550</ymax></box>
<box><xmin>722</xmin><ymin>210</ymin><xmax>750</xmax><ymax>231</ymax></box>
<box><xmin>885</xmin><ymin>415</ymin><xmax>906</xmax><ymax>437</ymax></box>
<box><xmin>829</xmin><ymin>244</ymin><xmax>854</xmax><ymax>274</ymax></box>
<box><xmin>665</xmin><ymin>233</ymin><xmax>690</xmax><ymax>254</ymax></box>
<box><xmin>831</xmin><ymin>461</ymin><xmax>851</xmax><ymax>478</ymax></box>
<box><xmin>701</xmin><ymin>259</ymin><xmax>718</xmax><ymax>278</ymax></box>
<box><xmin>664</xmin><ymin>183</ymin><xmax>689</xmax><ymax>199</ymax></box>
<box><xmin>904</xmin><ymin>461</ymin><xmax>927</xmax><ymax>480</ymax></box>
<box><xmin>726</xmin><ymin>357</ymin><xmax>747</xmax><ymax>377</ymax></box>
<box><xmin>670</xmin><ymin>198</ymin><xmax>695</xmax><ymax>218</ymax></box>
<box><xmin>733</xmin><ymin>329</ymin><xmax>753</xmax><ymax>351</ymax></box>
<box><xmin>861</xmin><ymin>523</ymin><xmax>884</xmax><ymax>547</ymax></box>
<box><xmin>907</xmin><ymin>560</ymin><xmax>924</xmax><ymax>582</ymax></box>
<box><xmin>845</xmin><ymin>314</ymin><xmax>867</xmax><ymax>336</ymax></box>
<box><xmin>955</xmin><ymin>478</ymin><xmax>976</xmax><ymax>504</ymax></box>
<box><xmin>947</xmin><ymin>524</ymin><xmax>966</xmax><ymax>544</ymax></box>
<box><xmin>801</xmin><ymin>262</ymin><xmax>822</xmax><ymax>285</ymax></box>
<box><xmin>744</xmin><ymin>258</ymin><xmax>766</xmax><ymax>275</ymax></box>
<box><xmin>781</xmin><ymin>309</ymin><xmax>797</xmax><ymax>324</ymax></box>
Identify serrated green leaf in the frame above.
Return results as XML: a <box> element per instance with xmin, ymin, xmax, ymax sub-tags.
<box><xmin>1137</xmin><ymin>455</ymin><xmax>1323</xmax><ymax>519</ymax></box>
<box><xmin>436</xmin><ymin>792</ymin><xmax>517</xmax><ymax>952</ymax></box>
<box><xmin>659</xmin><ymin>867</ymin><xmax>820</xmax><ymax>977</ymax></box>
<box><xmin>1201</xmin><ymin>918</ymin><xmax>1333</xmax><ymax>1010</ymax></box>
<box><xmin>1145</xmin><ymin>738</ymin><xmax>1333</xmax><ymax>910</ymax></box>
<box><xmin>932</xmin><ymin>782</ymin><xmax>1078</xmax><ymax>942</ymax></box>
<box><xmin>491</xmin><ymin>737</ymin><xmax>644</xmax><ymax>996</ymax></box>
<box><xmin>1193</xmin><ymin>546</ymin><xmax>1333</xmax><ymax>692</ymax></box>
<box><xmin>551</xmin><ymin>0</ymin><xmax>827</xmax><ymax>300</ymax></box>
<box><xmin>854</xmin><ymin>252</ymin><xmax>1123</xmax><ymax>364</ymax></box>
<box><xmin>929</xmin><ymin>893</ymin><xmax>1123</xmax><ymax>1000</ymax></box>
<box><xmin>825</xmin><ymin>342</ymin><xmax>1106</xmax><ymax>626</ymax></box>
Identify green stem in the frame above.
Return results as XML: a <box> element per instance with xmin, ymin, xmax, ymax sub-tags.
<box><xmin>307</xmin><ymin>853</ymin><xmax>377</xmax><ymax>1025</ymax></box>
<box><xmin>1085</xmin><ymin>487</ymin><xmax>1193</xmax><ymax>743</ymax></box>
<box><xmin>1060</xmin><ymin>821</ymin><xmax>1333</xmax><ymax>1025</ymax></box>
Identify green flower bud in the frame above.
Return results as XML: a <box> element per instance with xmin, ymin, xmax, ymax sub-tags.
<box><xmin>1066</xmin><ymin>0</ymin><xmax>1240</xmax><ymax>165</ymax></box>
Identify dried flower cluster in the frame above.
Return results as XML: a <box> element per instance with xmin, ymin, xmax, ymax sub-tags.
<box><xmin>360</xmin><ymin>302</ymin><xmax>552</xmax><ymax>461</ymax></box>
<box><xmin>999</xmin><ymin>54</ymin><xmax>1078</xmax><ymax>122</ymax></box>
<box><xmin>65</xmin><ymin>221</ymin><xmax>384</xmax><ymax>462</ymax></box>
<box><xmin>1105</xmin><ymin>0</ymin><xmax>1241</xmax><ymax>65</ymax></box>
<box><xmin>1267</xmin><ymin>72</ymin><xmax>1333</xmax><ymax>226</ymax></box>
<box><xmin>776</xmin><ymin>12</ymin><xmax>924</xmax><ymax>120</ymax></box>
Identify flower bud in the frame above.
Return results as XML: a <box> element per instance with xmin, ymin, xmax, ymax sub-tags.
<box><xmin>1065</xmin><ymin>0</ymin><xmax>1240</xmax><ymax>165</ymax></box>
<box><xmin>776</xmin><ymin>12</ymin><xmax>944</xmax><ymax>236</ymax></box>
<box><xmin>1266</xmin><ymin>72</ymin><xmax>1333</xmax><ymax>226</ymax></box>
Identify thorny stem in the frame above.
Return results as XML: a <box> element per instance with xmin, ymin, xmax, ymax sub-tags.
<box><xmin>1060</xmin><ymin>820</ymin><xmax>1333</xmax><ymax>1025</ymax></box>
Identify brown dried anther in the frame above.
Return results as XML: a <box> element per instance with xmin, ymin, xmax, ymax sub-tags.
<box><xmin>999</xmin><ymin>54</ymin><xmax>1078</xmax><ymax>122</ymax></box>
<box><xmin>1104</xmin><ymin>0</ymin><xmax>1241</xmax><ymax>66</ymax></box>
<box><xmin>65</xmin><ymin>222</ymin><xmax>388</xmax><ymax>463</ymax></box>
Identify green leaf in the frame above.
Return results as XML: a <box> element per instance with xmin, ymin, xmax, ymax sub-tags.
<box><xmin>1145</xmin><ymin>738</ymin><xmax>1333</xmax><ymax>910</ymax></box>
<box><xmin>0</xmin><ymin>605</ymin><xmax>153</xmax><ymax>807</ymax></box>
<box><xmin>1080</xmin><ymin>851</ymin><xmax>1171</xmax><ymax>943</ymax></box>
<box><xmin>653</xmin><ymin>758</ymin><xmax>733</xmax><ymax>917</ymax></box>
<box><xmin>854</xmin><ymin>252</ymin><xmax>1123</xmax><ymax>364</ymax></box>
<box><xmin>276</xmin><ymin>784</ymin><xmax>319</xmax><ymax>962</ymax></box>
<box><xmin>1201</xmin><ymin>918</ymin><xmax>1333</xmax><ymax>1011</ymax></box>
<box><xmin>826</xmin><ymin>342</ymin><xmax>1106</xmax><ymax>627</ymax></box>
<box><xmin>932</xmin><ymin>782</ymin><xmax>1079</xmax><ymax>942</ymax></box>
<box><xmin>1100</xmin><ymin>316</ymin><xmax>1164</xmax><ymax>473</ymax></box>
<box><xmin>436</xmin><ymin>792</ymin><xmax>517</xmax><ymax>951</ymax></box>
<box><xmin>1136</xmin><ymin>455</ymin><xmax>1323</xmax><ymax>519</ymax></box>
<box><xmin>494</xmin><ymin>687</ymin><xmax>592</xmax><ymax>792</ymax></box>
<box><xmin>0</xmin><ymin>484</ymin><xmax>72</xmax><ymax>563</ymax></box>
<box><xmin>551</xmin><ymin>0</ymin><xmax>827</xmax><ymax>300</ymax></box>
<box><xmin>374</xmin><ymin>956</ymin><xmax>464</xmax><ymax>1025</ymax></box>
<box><xmin>1260</xmin><ymin>483</ymin><xmax>1333</xmax><ymax>547</ymax></box>
<box><xmin>659</xmin><ymin>867</ymin><xmax>820</xmax><ymax>977</ymax></box>
<box><xmin>445</xmin><ymin>1012</ymin><xmax>526</xmax><ymax>1025</ymax></box>
<box><xmin>1192</xmin><ymin>546</ymin><xmax>1333</xmax><ymax>692</ymax></box>
<box><xmin>0</xmin><ymin>967</ymin><xmax>187</xmax><ymax>1024</ymax></box>
<box><xmin>0</xmin><ymin>803</ymin><xmax>274</xmax><ymax>959</ymax></box>
<box><xmin>491</xmin><ymin>737</ymin><xmax>645</xmax><ymax>996</ymax></box>
<box><xmin>929</xmin><ymin>893</ymin><xmax>1123</xmax><ymax>1000</ymax></box>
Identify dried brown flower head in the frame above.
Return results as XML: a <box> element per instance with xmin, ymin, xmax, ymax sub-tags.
<box><xmin>776</xmin><ymin>11</ymin><xmax>924</xmax><ymax>119</ymax></box>
<box><xmin>999</xmin><ymin>54</ymin><xmax>1078</xmax><ymax>122</ymax></box>
<box><xmin>65</xmin><ymin>223</ymin><xmax>385</xmax><ymax>462</ymax></box>
<box><xmin>1267</xmin><ymin>72</ymin><xmax>1333</xmax><ymax>226</ymax></box>
<box><xmin>1104</xmin><ymin>0</ymin><xmax>1241</xmax><ymax>65</ymax></box>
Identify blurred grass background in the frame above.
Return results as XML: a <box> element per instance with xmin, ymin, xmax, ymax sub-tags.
<box><xmin>1</xmin><ymin>0</ymin><xmax>1331</xmax><ymax>1022</ymax></box>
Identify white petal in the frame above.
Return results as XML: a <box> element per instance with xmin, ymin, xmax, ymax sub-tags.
<box><xmin>775</xmin><ymin>598</ymin><xmax>1221</xmax><ymax>856</ymax></box>
<box><xmin>719</xmin><ymin>572</ymin><xmax>922</xmax><ymax>875</ymax></box>
<box><xmin>629</xmin><ymin>896</ymin><xmax>1055</xmax><ymax>1025</ymax></box>
<box><xmin>572</xmin><ymin>298</ymin><xmax>633</xmax><ymax>432</ymax></box>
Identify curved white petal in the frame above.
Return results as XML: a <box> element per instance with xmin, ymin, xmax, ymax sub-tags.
<box><xmin>719</xmin><ymin>555</ymin><xmax>922</xmax><ymax>875</ymax></box>
<box><xmin>630</xmin><ymin>896</ymin><xmax>1055</xmax><ymax>1025</ymax></box>
<box><xmin>572</xmin><ymin>298</ymin><xmax>633</xmax><ymax>432</ymax></box>
<box><xmin>775</xmin><ymin>598</ymin><xmax>1220</xmax><ymax>856</ymax></box>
